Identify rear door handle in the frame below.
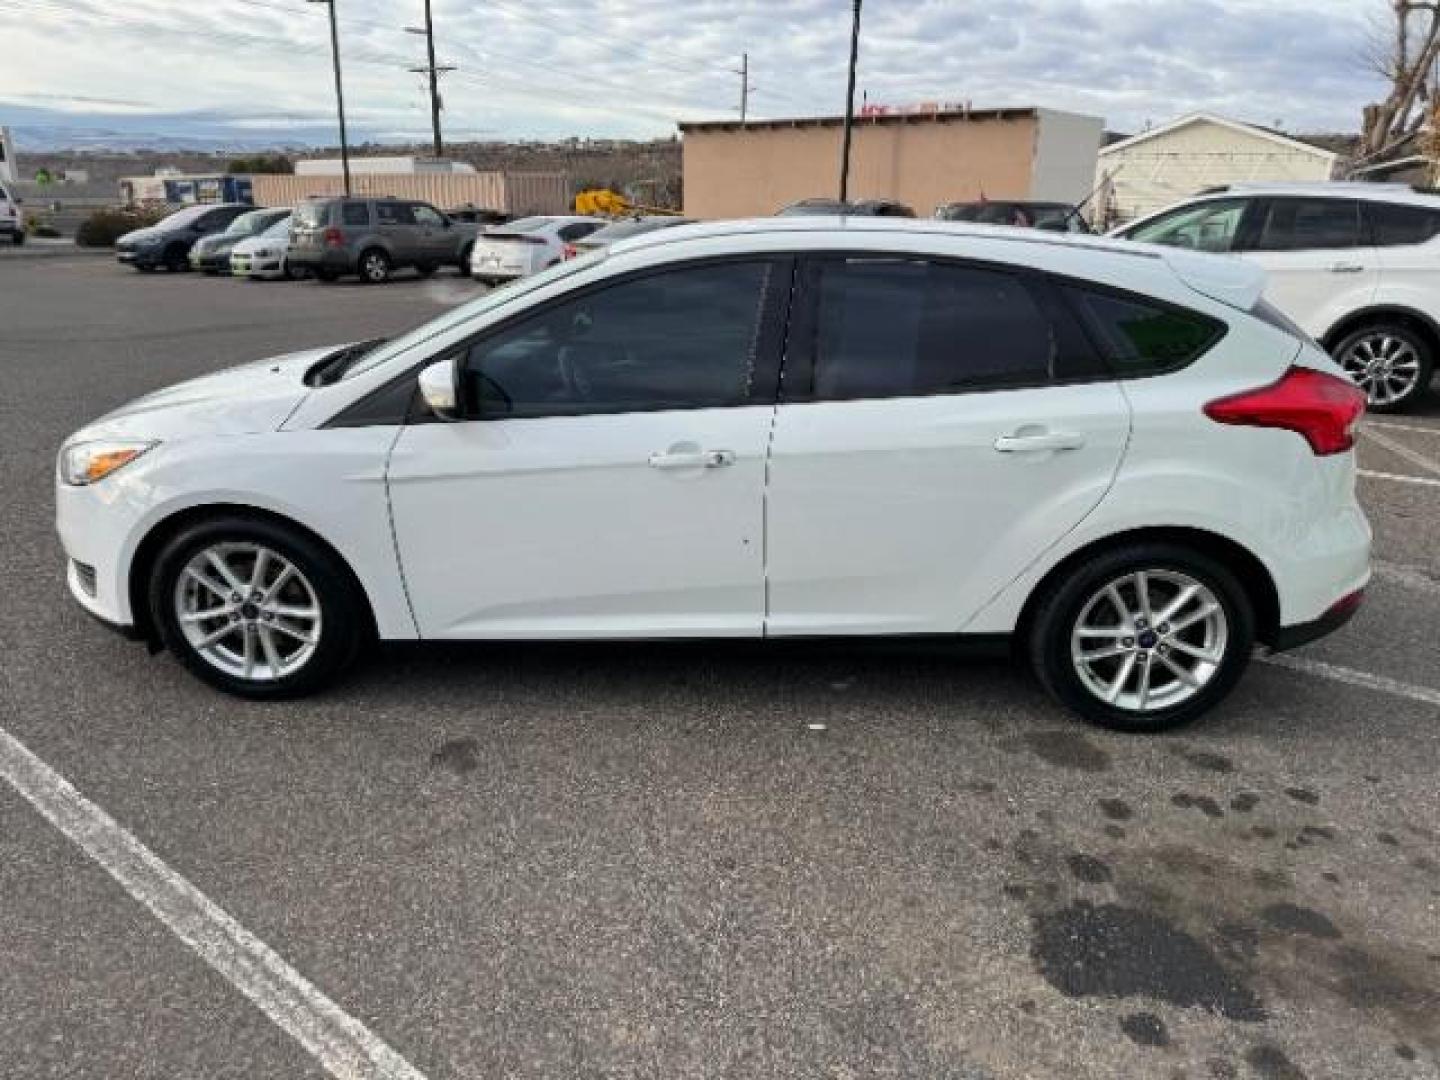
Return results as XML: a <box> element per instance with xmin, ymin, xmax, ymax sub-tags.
<box><xmin>648</xmin><ymin>449</ymin><xmax>736</xmax><ymax>469</ymax></box>
<box><xmin>994</xmin><ymin>431</ymin><xmax>1086</xmax><ymax>453</ymax></box>
<box><xmin>1329</xmin><ymin>263</ymin><xmax>1365</xmax><ymax>274</ymax></box>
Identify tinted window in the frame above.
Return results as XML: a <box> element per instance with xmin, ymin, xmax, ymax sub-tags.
<box><xmin>1367</xmin><ymin>201</ymin><xmax>1440</xmax><ymax>246</ymax></box>
<box><xmin>377</xmin><ymin>202</ymin><xmax>416</xmax><ymax>225</ymax></box>
<box><xmin>412</xmin><ymin>204</ymin><xmax>445</xmax><ymax>227</ymax></box>
<box><xmin>558</xmin><ymin>221</ymin><xmax>600</xmax><ymax>241</ymax></box>
<box><xmin>1251</xmin><ymin>199</ymin><xmax>1362</xmax><ymax>251</ymax></box>
<box><xmin>1062</xmin><ymin>285</ymin><xmax>1223</xmax><ymax>376</ymax></box>
<box><xmin>459</xmin><ymin>261</ymin><xmax>774</xmax><ymax>418</ymax></box>
<box><xmin>342</xmin><ymin>202</ymin><xmax>369</xmax><ymax>226</ymax></box>
<box><xmin>1126</xmin><ymin>199</ymin><xmax>1247</xmax><ymax>252</ymax></box>
<box><xmin>807</xmin><ymin>259</ymin><xmax>1061</xmax><ymax>399</ymax></box>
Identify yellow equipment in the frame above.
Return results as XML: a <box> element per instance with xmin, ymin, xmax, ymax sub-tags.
<box><xmin>573</xmin><ymin>188</ymin><xmax>682</xmax><ymax>217</ymax></box>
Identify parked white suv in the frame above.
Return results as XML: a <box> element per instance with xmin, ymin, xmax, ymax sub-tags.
<box><xmin>0</xmin><ymin>180</ymin><xmax>24</xmax><ymax>245</ymax></box>
<box><xmin>1113</xmin><ymin>183</ymin><xmax>1440</xmax><ymax>411</ymax></box>
<box><xmin>56</xmin><ymin>218</ymin><xmax>1370</xmax><ymax>731</ymax></box>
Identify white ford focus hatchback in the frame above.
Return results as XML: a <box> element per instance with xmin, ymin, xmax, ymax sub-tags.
<box><xmin>57</xmin><ymin>218</ymin><xmax>1371</xmax><ymax>731</ymax></box>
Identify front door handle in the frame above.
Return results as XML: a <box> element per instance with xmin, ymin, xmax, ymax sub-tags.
<box><xmin>994</xmin><ymin>430</ymin><xmax>1086</xmax><ymax>453</ymax></box>
<box><xmin>648</xmin><ymin>449</ymin><xmax>736</xmax><ymax>469</ymax></box>
<box><xmin>1329</xmin><ymin>263</ymin><xmax>1365</xmax><ymax>274</ymax></box>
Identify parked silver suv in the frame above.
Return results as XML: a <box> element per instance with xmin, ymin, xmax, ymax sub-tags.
<box><xmin>287</xmin><ymin>197</ymin><xmax>479</xmax><ymax>283</ymax></box>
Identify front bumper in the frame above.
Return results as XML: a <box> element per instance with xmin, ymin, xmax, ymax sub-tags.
<box><xmin>56</xmin><ymin>475</ymin><xmax>142</xmax><ymax>629</ymax></box>
<box><xmin>116</xmin><ymin>247</ymin><xmax>163</xmax><ymax>268</ymax></box>
<box><xmin>232</xmin><ymin>253</ymin><xmax>285</xmax><ymax>278</ymax></box>
<box><xmin>190</xmin><ymin>251</ymin><xmax>230</xmax><ymax>272</ymax></box>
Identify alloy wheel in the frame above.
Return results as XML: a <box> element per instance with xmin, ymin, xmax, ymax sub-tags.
<box><xmin>173</xmin><ymin>542</ymin><xmax>322</xmax><ymax>682</ymax></box>
<box><xmin>1069</xmin><ymin>569</ymin><xmax>1228</xmax><ymax>713</ymax></box>
<box><xmin>361</xmin><ymin>252</ymin><xmax>389</xmax><ymax>283</ymax></box>
<box><xmin>1339</xmin><ymin>332</ymin><xmax>1422</xmax><ymax>406</ymax></box>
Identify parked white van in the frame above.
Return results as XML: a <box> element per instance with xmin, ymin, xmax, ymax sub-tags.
<box><xmin>0</xmin><ymin>181</ymin><xmax>24</xmax><ymax>245</ymax></box>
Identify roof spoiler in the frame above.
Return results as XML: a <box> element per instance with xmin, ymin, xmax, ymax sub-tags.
<box><xmin>1161</xmin><ymin>248</ymin><xmax>1266</xmax><ymax>311</ymax></box>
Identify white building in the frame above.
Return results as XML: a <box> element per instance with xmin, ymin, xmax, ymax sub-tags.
<box><xmin>1096</xmin><ymin>113</ymin><xmax>1339</xmax><ymax>226</ymax></box>
<box><xmin>295</xmin><ymin>156</ymin><xmax>477</xmax><ymax>177</ymax></box>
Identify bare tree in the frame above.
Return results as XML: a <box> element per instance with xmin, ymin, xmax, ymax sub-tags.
<box><xmin>1361</xmin><ymin>1</ymin><xmax>1440</xmax><ymax>161</ymax></box>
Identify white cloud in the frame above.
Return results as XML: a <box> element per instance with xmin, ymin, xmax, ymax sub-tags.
<box><xmin>0</xmin><ymin>0</ymin><xmax>1390</xmax><ymax>143</ymax></box>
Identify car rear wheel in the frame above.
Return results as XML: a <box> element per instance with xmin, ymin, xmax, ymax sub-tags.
<box><xmin>358</xmin><ymin>248</ymin><xmax>391</xmax><ymax>284</ymax></box>
<box><xmin>13</xmin><ymin>231</ymin><xmax>25</xmax><ymax>246</ymax></box>
<box><xmin>148</xmin><ymin>515</ymin><xmax>368</xmax><ymax>699</ymax></box>
<box><xmin>1332</xmin><ymin>322</ymin><xmax>1434</xmax><ymax>412</ymax></box>
<box><xmin>457</xmin><ymin>243</ymin><xmax>474</xmax><ymax>274</ymax></box>
<box><xmin>415</xmin><ymin>262</ymin><xmax>437</xmax><ymax>278</ymax></box>
<box><xmin>1028</xmin><ymin>543</ymin><xmax>1255</xmax><ymax>732</ymax></box>
<box><xmin>164</xmin><ymin>245</ymin><xmax>188</xmax><ymax>272</ymax></box>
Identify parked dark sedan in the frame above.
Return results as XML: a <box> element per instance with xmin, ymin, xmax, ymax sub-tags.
<box><xmin>935</xmin><ymin>200</ymin><xmax>1091</xmax><ymax>233</ymax></box>
<box><xmin>188</xmin><ymin>207</ymin><xmax>291</xmax><ymax>274</ymax></box>
<box><xmin>115</xmin><ymin>203</ymin><xmax>255</xmax><ymax>272</ymax></box>
<box><xmin>777</xmin><ymin>198</ymin><xmax>916</xmax><ymax>217</ymax></box>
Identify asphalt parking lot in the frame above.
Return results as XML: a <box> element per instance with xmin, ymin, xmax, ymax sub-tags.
<box><xmin>1</xmin><ymin>253</ymin><xmax>1438</xmax><ymax>1080</ymax></box>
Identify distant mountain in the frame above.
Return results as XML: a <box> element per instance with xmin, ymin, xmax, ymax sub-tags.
<box><xmin>1</xmin><ymin>104</ymin><xmax>358</xmax><ymax>153</ymax></box>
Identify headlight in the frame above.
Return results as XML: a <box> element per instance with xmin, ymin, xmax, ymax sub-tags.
<box><xmin>60</xmin><ymin>439</ymin><xmax>157</xmax><ymax>486</ymax></box>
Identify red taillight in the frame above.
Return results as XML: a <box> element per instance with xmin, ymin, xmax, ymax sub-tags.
<box><xmin>562</xmin><ymin>243</ymin><xmax>578</xmax><ymax>260</ymax></box>
<box><xmin>322</xmin><ymin>226</ymin><xmax>344</xmax><ymax>247</ymax></box>
<box><xmin>1204</xmin><ymin>366</ymin><xmax>1367</xmax><ymax>456</ymax></box>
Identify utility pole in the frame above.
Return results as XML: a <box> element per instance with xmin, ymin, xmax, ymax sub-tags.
<box><xmin>307</xmin><ymin>0</ymin><xmax>351</xmax><ymax>195</ymax></box>
<box><xmin>838</xmin><ymin>0</ymin><xmax>862</xmax><ymax>202</ymax></box>
<box><xmin>407</xmin><ymin>0</ymin><xmax>455</xmax><ymax>159</ymax></box>
<box><xmin>733</xmin><ymin>52</ymin><xmax>754</xmax><ymax>123</ymax></box>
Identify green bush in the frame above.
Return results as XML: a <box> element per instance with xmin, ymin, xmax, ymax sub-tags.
<box><xmin>75</xmin><ymin>207</ymin><xmax>167</xmax><ymax>248</ymax></box>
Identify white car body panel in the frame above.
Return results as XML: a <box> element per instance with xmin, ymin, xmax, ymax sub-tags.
<box><xmin>1244</xmin><ymin>244</ymin><xmax>1380</xmax><ymax>340</ymax></box>
<box><xmin>55</xmin><ymin>218</ymin><xmax>1370</xmax><ymax>669</ymax></box>
<box><xmin>468</xmin><ymin>216</ymin><xmax>605</xmax><ymax>281</ymax></box>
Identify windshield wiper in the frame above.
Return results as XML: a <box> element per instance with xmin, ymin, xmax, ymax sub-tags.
<box><xmin>306</xmin><ymin>338</ymin><xmax>387</xmax><ymax>387</ymax></box>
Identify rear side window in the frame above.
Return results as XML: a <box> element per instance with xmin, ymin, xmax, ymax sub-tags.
<box><xmin>295</xmin><ymin>202</ymin><xmax>327</xmax><ymax>227</ymax></box>
<box><xmin>342</xmin><ymin>202</ymin><xmax>370</xmax><ymax>226</ymax></box>
<box><xmin>558</xmin><ymin>222</ymin><xmax>600</xmax><ymax>241</ymax></box>
<box><xmin>804</xmin><ymin>258</ymin><xmax>1067</xmax><ymax>400</ymax></box>
<box><xmin>1367</xmin><ymin>201</ymin><xmax>1440</xmax><ymax>246</ymax></box>
<box><xmin>377</xmin><ymin>202</ymin><xmax>416</xmax><ymax>225</ymax></box>
<box><xmin>1251</xmin><ymin>198</ymin><xmax>1362</xmax><ymax>251</ymax></box>
<box><xmin>1062</xmin><ymin>285</ymin><xmax>1224</xmax><ymax>376</ymax></box>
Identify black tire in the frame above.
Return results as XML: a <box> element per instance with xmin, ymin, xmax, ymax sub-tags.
<box><xmin>1028</xmin><ymin>543</ymin><xmax>1255</xmax><ymax>733</ymax></box>
<box><xmin>1330</xmin><ymin>322</ymin><xmax>1434</xmax><ymax>413</ymax></box>
<box><xmin>148</xmin><ymin>515</ymin><xmax>369</xmax><ymax>700</ymax></box>
<box><xmin>415</xmin><ymin>262</ymin><xmax>437</xmax><ymax>278</ymax></box>
<box><xmin>163</xmin><ymin>244</ymin><xmax>188</xmax><ymax>272</ymax></box>
<box><xmin>314</xmin><ymin>267</ymin><xmax>339</xmax><ymax>283</ymax></box>
<box><xmin>13</xmin><ymin>231</ymin><xmax>25</xmax><ymax>246</ymax></box>
<box><xmin>457</xmin><ymin>243</ymin><xmax>474</xmax><ymax>274</ymax></box>
<box><xmin>358</xmin><ymin>247</ymin><xmax>391</xmax><ymax>284</ymax></box>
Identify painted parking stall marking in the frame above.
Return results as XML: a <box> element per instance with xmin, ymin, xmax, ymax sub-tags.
<box><xmin>1260</xmin><ymin>653</ymin><xmax>1440</xmax><ymax>709</ymax></box>
<box><xmin>0</xmin><ymin>725</ymin><xmax>429</xmax><ymax>1080</ymax></box>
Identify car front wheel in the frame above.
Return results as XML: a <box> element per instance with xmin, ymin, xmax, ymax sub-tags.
<box><xmin>1028</xmin><ymin>544</ymin><xmax>1255</xmax><ymax>732</ymax></box>
<box><xmin>148</xmin><ymin>515</ymin><xmax>368</xmax><ymax>699</ymax></box>
<box><xmin>1332</xmin><ymin>322</ymin><xmax>1434</xmax><ymax>412</ymax></box>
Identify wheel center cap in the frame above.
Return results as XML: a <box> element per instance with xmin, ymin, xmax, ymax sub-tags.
<box><xmin>1137</xmin><ymin>629</ymin><xmax>1160</xmax><ymax>650</ymax></box>
<box><xmin>240</xmin><ymin>602</ymin><xmax>260</xmax><ymax>621</ymax></box>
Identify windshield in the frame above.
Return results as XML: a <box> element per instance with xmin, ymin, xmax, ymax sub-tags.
<box><xmin>294</xmin><ymin>201</ymin><xmax>328</xmax><ymax>228</ymax></box>
<box><xmin>163</xmin><ymin>205</ymin><xmax>212</xmax><ymax>228</ymax></box>
<box><xmin>226</xmin><ymin>210</ymin><xmax>271</xmax><ymax>236</ymax></box>
<box><xmin>342</xmin><ymin>250</ymin><xmax>607</xmax><ymax>380</ymax></box>
<box><xmin>259</xmin><ymin>214</ymin><xmax>293</xmax><ymax>238</ymax></box>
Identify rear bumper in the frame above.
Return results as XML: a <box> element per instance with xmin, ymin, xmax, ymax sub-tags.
<box><xmin>1271</xmin><ymin>589</ymin><xmax>1364</xmax><ymax>652</ymax></box>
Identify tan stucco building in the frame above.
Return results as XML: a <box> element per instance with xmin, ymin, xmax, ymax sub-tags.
<box><xmin>678</xmin><ymin>106</ymin><xmax>1104</xmax><ymax>219</ymax></box>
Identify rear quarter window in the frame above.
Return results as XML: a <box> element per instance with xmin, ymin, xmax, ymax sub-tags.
<box><xmin>1061</xmin><ymin>284</ymin><xmax>1226</xmax><ymax>377</ymax></box>
<box><xmin>1367</xmin><ymin>201</ymin><xmax>1440</xmax><ymax>246</ymax></box>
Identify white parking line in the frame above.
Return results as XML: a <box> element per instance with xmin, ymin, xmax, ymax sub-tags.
<box><xmin>1260</xmin><ymin>654</ymin><xmax>1440</xmax><ymax>708</ymax></box>
<box><xmin>1358</xmin><ymin>468</ymin><xmax>1440</xmax><ymax>490</ymax></box>
<box><xmin>1364</xmin><ymin>419</ymin><xmax>1440</xmax><ymax>439</ymax></box>
<box><xmin>0</xmin><ymin>727</ymin><xmax>428</xmax><ymax>1080</ymax></box>
<box><xmin>1360</xmin><ymin>426</ymin><xmax>1440</xmax><ymax>479</ymax></box>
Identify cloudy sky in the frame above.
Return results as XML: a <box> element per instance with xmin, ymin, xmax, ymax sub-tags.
<box><xmin>0</xmin><ymin>0</ymin><xmax>1389</xmax><ymax>147</ymax></box>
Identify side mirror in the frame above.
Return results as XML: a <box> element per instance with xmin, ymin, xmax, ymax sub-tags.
<box><xmin>419</xmin><ymin>359</ymin><xmax>460</xmax><ymax>420</ymax></box>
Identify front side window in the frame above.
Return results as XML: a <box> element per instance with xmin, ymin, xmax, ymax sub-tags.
<box><xmin>1126</xmin><ymin>199</ymin><xmax>1248</xmax><ymax>253</ymax></box>
<box><xmin>459</xmin><ymin>261</ymin><xmax>774</xmax><ymax>418</ymax></box>
<box><xmin>1250</xmin><ymin>198</ymin><xmax>1362</xmax><ymax>251</ymax></box>
<box><xmin>412</xmin><ymin>204</ymin><xmax>445</xmax><ymax>227</ymax></box>
<box><xmin>1061</xmin><ymin>284</ymin><xmax>1224</xmax><ymax>377</ymax></box>
<box><xmin>377</xmin><ymin>202</ymin><xmax>416</xmax><ymax>225</ymax></box>
<box><xmin>804</xmin><ymin>258</ymin><xmax>1062</xmax><ymax>400</ymax></box>
<box><xmin>1366</xmin><ymin>201</ymin><xmax>1440</xmax><ymax>247</ymax></box>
